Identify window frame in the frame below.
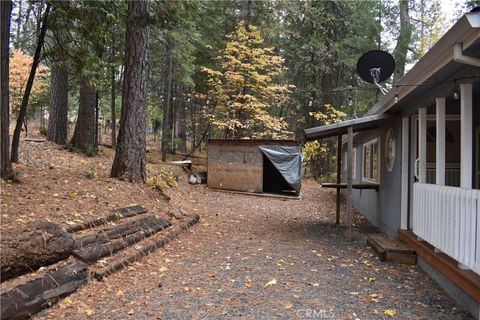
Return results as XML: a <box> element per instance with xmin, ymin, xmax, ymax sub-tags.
<box><xmin>343</xmin><ymin>148</ymin><xmax>357</xmax><ymax>180</ymax></box>
<box><xmin>362</xmin><ymin>137</ymin><xmax>381</xmax><ymax>184</ymax></box>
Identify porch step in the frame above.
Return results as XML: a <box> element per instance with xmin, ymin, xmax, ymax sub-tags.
<box><xmin>367</xmin><ymin>234</ymin><xmax>417</xmax><ymax>265</ymax></box>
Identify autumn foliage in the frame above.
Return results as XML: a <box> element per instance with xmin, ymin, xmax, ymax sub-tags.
<box><xmin>9</xmin><ymin>48</ymin><xmax>48</xmax><ymax>113</ymax></box>
<box><xmin>202</xmin><ymin>22</ymin><xmax>293</xmax><ymax>139</ymax></box>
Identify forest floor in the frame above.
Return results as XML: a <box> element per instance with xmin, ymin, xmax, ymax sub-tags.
<box><xmin>1</xmin><ymin>131</ymin><xmax>473</xmax><ymax>320</ymax></box>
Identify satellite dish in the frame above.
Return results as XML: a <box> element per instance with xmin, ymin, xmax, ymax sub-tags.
<box><xmin>356</xmin><ymin>50</ymin><xmax>395</xmax><ymax>93</ymax></box>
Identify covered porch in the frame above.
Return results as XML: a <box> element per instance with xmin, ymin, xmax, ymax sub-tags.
<box><xmin>406</xmin><ymin>81</ymin><xmax>480</xmax><ymax>276</ymax></box>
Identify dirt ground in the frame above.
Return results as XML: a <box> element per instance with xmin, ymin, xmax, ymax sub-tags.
<box><xmin>1</xmin><ymin>134</ymin><xmax>473</xmax><ymax>320</ymax></box>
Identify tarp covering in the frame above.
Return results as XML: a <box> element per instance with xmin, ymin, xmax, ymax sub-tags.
<box><xmin>259</xmin><ymin>145</ymin><xmax>303</xmax><ymax>194</ymax></box>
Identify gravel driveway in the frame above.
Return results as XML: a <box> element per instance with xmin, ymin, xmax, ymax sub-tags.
<box><xmin>36</xmin><ymin>179</ymin><xmax>473</xmax><ymax>320</ymax></box>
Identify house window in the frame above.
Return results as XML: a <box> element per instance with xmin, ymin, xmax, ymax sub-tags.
<box><xmin>343</xmin><ymin>149</ymin><xmax>357</xmax><ymax>179</ymax></box>
<box><xmin>363</xmin><ymin>138</ymin><xmax>380</xmax><ymax>183</ymax></box>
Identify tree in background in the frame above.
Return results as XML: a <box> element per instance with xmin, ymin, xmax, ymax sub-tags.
<box><xmin>9</xmin><ymin>48</ymin><xmax>48</xmax><ymax>117</ymax></box>
<box><xmin>11</xmin><ymin>2</ymin><xmax>51</xmax><ymax>163</ymax></box>
<box><xmin>111</xmin><ymin>0</ymin><xmax>150</xmax><ymax>183</ymax></box>
<box><xmin>203</xmin><ymin>21</ymin><xmax>292</xmax><ymax>139</ymax></box>
<box><xmin>1</xmin><ymin>0</ymin><xmax>13</xmax><ymax>179</ymax></box>
<box><xmin>393</xmin><ymin>0</ymin><xmax>412</xmax><ymax>83</ymax></box>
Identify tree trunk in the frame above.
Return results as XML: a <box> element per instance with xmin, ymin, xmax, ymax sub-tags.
<box><xmin>11</xmin><ymin>2</ymin><xmax>51</xmax><ymax>163</ymax></box>
<box><xmin>176</xmin><ymin>97</ymin><xmax>187</xmax><ymax>154</ymax></box>
<box><xmin>70</xmin><ymin>79</ymin><xmax>96</xmax><ymax>153</ymax></box>
<box><xmin>110</xmin><ymin>67</ymin><xmax>116</xmax><ymax>148</ymax></box>
<box><xmin>393</xmin><ymin>0</ymin><xmax>412</xmax><ymax>83</ymax></box>
<box><xmin>0</xmin><ymin>221</ymin><xmax>74</xmax><ymax>282</ymax></box>
<box><xmin>111</xmin><ymin>0</ymin><xmax>149</xmax><ymax>183</ymax></box>
<box><xmin>15</xmin><ymin>0</ymin><xmax>22</xmax><ymax>48</ymax></box>
<box><xmin>161</xmin><ymin>45</ymin><xmax>173</xmax><ymax>162</ymax></box>
<box><xmin>95</xmin><ymin>90</ymin><xmax>99</xmax><ymax>146</ymax></box>
<box><xmin>0</xmin><ymin>0</ymin><xmax>12</xmax><ymax>178</ymax></box>
<box><xmin>47</xmin><ymin>64</ymin><xmax>68</xmax><ymax>144</ymax></box>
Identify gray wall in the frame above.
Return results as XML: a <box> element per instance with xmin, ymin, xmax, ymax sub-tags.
<box><xmin>342</xmin><ymin>117</ymin><xmax>403</xmax><ymax>236</ymax></box>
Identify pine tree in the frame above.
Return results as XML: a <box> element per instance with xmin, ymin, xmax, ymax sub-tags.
<box><xmin>203</xmin><ymin>21</ymin><xmax>292</xmax><ymax>139</ymax></box>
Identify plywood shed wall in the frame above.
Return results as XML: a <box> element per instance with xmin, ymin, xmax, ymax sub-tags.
<box><xmin>207</xmin><ymin>139</ymin><xmax>299</xmax><ymax>193</ymax></box>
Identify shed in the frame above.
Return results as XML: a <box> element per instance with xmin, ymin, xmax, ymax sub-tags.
<box><xmin>207</xmin><ymin>139</ymin><xmax>302</xmax><ymax>196</ymax></box>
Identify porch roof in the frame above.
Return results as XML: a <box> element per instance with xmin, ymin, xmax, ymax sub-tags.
<box><xmin>367</xmin><ymin>11</ymin><xmax>480</xmax><ymax>116</ymax></box>
<box><xmin>303</xmin><ymin>113</ymin><xmax>391</xmax><ymax>141</ymax></box>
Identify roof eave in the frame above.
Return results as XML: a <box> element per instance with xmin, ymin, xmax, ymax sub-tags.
<box><xmin>366</xmin><ymin>12</ymin><xmax>480</xmax><ymax>116</ymax></box>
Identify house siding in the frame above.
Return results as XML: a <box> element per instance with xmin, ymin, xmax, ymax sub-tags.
<box><xmin>341</xmin><ymin>117</ymin><xmax>403</xmax><ymax>236</ymax></box>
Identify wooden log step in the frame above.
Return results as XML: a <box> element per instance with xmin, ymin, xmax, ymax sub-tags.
<box><xmin>367</xmin><ymin>234</ymin><xmax>416</xmax><ymax>265</ymax></box>
<box><xmin>0</xmin><ymin>263</ymin><xmax>87</xmax><ymax>320</ymax></box>
<box><xmin>65</xmin><ymin>205</ymin><xmax>147</xmax><ymax>233</ymax></box>
<box><xmin>73</xmin><ymin>215</ymin><xmax>162</xmax><ymax>249</ymax></box>
<box><xmin>73</xmin><ymin>218</ymin><xmax>171</xmax><ymax>263</ymax></box>
<box><xmin>1</xmin><ymin>221</ymin><xmax>74</xmax><ymax>283</ymax></box>
<box><xmin>94</xmin><ymin>213</ymin><xmax>200</xmax><ymax>280</ymax></box>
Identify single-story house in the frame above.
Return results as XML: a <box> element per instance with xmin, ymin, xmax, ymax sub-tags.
<box><xmin>304</xmin><ymin>11</ymin><xmax>480</xmax><ymax>319</ymax></box>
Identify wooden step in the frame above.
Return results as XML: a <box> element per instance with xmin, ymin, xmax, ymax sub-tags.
<box><xmin>367</xmin><ymin>234</ymin><xmax>416</xmax><ymax>265</ymax></box>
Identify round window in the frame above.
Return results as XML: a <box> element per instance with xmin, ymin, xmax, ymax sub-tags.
<box><xmin>385</xmin><ymin>128</ymin><xmax>395</xmax><ymax>172</ymax></box>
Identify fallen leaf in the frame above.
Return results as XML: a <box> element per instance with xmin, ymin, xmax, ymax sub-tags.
<box><xmin>265</xmin><ymin>279</ymin><xmax>277</xmax><ymax>286</ymax></box>
<box><xmin>384</xmin><ymin>309</ymin><xmax>396</xmax><ymax>317</ymax></box>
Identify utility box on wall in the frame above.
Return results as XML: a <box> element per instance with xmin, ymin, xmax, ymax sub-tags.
<box><xmin>207</xmin><ymin>139</ymin><xmax>302</xmax><ymax>196</ymax></box>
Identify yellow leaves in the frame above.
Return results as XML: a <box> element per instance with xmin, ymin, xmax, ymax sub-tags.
<box><xmin>384</xmin><ymin>309</ymin><xmax>396</xmax><ymax>317</ymax></box>
<box><xmin>202</xmin><ymin>21</ymin><xmax>293</xmax><ymax>139</ymax></box>
<box><xmin>63</xmin><ymin>297</ymin><xmax>73</xmax><ymax>305</ymax></box>
<box><xmin>85</xmin><ymin>308</ymin><xmax>95</xmax><ymax>316</ymax></box>
<box><xmin>265</xmin><ymin>278</ymin><xmax>277</xmax><ymax>286</ymax></box>
<box><xmin>9</xmin><ymin>48</ymin><xmax>48</xmax><ymax>112</ymax></box>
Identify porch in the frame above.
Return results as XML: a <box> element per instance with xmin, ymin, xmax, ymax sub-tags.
<box><xmin>405</xmin><ymin>82</ymin><xmax>480</xmax><ymax>277</ymax></box>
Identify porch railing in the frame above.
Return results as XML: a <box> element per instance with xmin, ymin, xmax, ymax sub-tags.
<box><xmin>425</xmin><ymin>163</ymin><xmax>460</xmax><ymax>187</ymax></box>
<box><xmin>413</xmin><ymin>183</ymin><xmax>480</xmax><ymax>275</ymax></box>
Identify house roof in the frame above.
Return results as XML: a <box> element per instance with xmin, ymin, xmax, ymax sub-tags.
<box><xmin>303</xmin><ymin>114</ymin><xmax>392</xmax><ymax>141</ymax></box>
<box><xmin>366</xmin><ymin>11</ymin><xmax>480</xmax><ymax>116</ymax></box>
<box><xmin>303</xmin><ymin>11</ymin><xmax>480</xmax><ymax>141</ymax></box>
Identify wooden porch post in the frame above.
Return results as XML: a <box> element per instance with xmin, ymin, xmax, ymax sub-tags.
<box><xmin>418</xmin><ymin>108</ymin><xmax>427</xmax><ymax>183</ymax></box>
<box><xmin>401</xmin><ymin>116</ymin><xmax>409</xmax><ymax>229</ymax></box>
<box><xmin>346</xmin><ymin>126</ymin><xmax>353</xmax><ymax>241</ymax></box>
<box><xmin>336</xmin><ymin>134</ymin><xmax>342</xmax><ymax>225</ymax></box>
<box><xmin>460</xmin><ymin>83</ymin><xmax>473</xmax><ymax>189</ymax></box>
<box><xmin>436</xmin><ymin>97</ymin><xmax>446</xmax><ymax>186</ymax></box>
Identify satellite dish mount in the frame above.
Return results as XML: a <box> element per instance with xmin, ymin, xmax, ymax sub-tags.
<box><xmin>356</xmin><ymin>50</ymin><xmax>395</xmax><ymax>94</ymax></box>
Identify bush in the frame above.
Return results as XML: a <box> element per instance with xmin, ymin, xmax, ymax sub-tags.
<box><xmin>85</xmin><ymin>144</ymin><xmax>98</xmax><ymax>157</ymax></box>
<box><xmin>84</xmin><ymin>165</ymin><xmax>97</xmax><ymax>179</ymax></box>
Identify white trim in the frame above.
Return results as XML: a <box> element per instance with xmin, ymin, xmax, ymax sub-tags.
<box><xmin>401</xmin><ymin>117</ymin><xmax>409</xmax><ymax>230</ymax></box>
<box><xmin>460</xmin><ymin>83</ymin><xmax>473</xmax><ymax>189</ymax></box>
<box><xmin>419</xmin><ymin>108</ymin><xmax>427</xmax><ymax>183</ymax></box>
<box><xmin>476</xmin><ymin>128</ymin><xmax>480</xmax><ymax>189</ymax></box>
<box><xmin>362</xmin><ymin>137</ymin><xmax>381</xmax><ymax>184</ymax></box>
<box><xmin>436</xmin><ymin>97</ymin><xmax>446</xmax><ymax>186</ymax></box>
